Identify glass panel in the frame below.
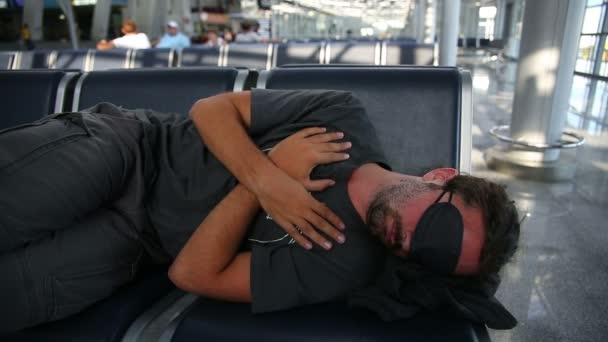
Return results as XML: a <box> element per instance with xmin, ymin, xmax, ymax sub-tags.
<box><xmin>587</xmin><ymin>0</ymin><xmax>604</xmax><ymax>7</ymax></box>
<box><xmin>566</xmin><ymin>111</ymin><xmax>583</xmax><ymax>130</ymax></box>
<box><xmin>577</xmin><ymin>35</ymin><xmax>599</xmax><ymax>74</ymax></box>
<box><xmin>570</xmin><ymin>75</ymin><xmax>592</xmax><ymax>114</ymax></box>
<box><xmin>582</xmin><ymin>6</ymin><xmax>603</xmax><ymax>33</ymax></box>
<box><xmin>590</xmin><ymin>80</ymin><xmax>608</xmax><ymax>120</ymax></box>
<box><xmin>600</xmin><ymin>36</ymin><xmax>608</xmax><ymax>76</ymax></box>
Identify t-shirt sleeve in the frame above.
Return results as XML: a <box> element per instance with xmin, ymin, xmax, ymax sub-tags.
<box><xmin>112</xmin><ymin>36</ymin><xmax>128</xmax><ymax>48</ymax></box>
<box><xmin>250</xmin><ymin>233</ymin><xmax>384</xmax><ymax>313</ymax></box>
<box><xmin>250</xmin><ymin>88</ymin><xmax>358</xmax><ymax>137</ymax></box>
<box><xmin>249</xmin><ymin>88</ymin><xmax>390</xmax><ymax>170</ymax></box>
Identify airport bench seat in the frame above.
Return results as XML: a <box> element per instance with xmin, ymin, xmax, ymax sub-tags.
<box><xmin>0</xmin><ymin>70</ymin><xmax>76</xmax><ymax>130</ymax></box>
<box><xmin>3</xmin><ymin>67</ymin><xmax>251</xmax><ymax>341</ymax></box>
<box><xmin>5</xmin><ymin>268</ymin><xmax>172</xmax><ymax>342</ymax></box>
<box><xmin>73</xmin><ymin>67</ymin><xmax>249</xmax><ymax>114</ymax></box>
<box><xmin>168</xmin><ymin>66</ymin><xmax>481</xmax><ymax>341</ymax></box>
<box><xmin>172</xmin><ymin>299</ymin><xmax>490</xmax><ymax>342</ymax></box>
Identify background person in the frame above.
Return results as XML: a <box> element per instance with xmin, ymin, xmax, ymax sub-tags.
<box><xmin>235</xmin><ymin>21</ymin><xmax>261</xmax><ymax>42</ymax></box>
<box><xmin>20</xmin><ymin>23</ymin><xmax>35</xmax><ymax>50</ymax></box>
<box><xmin>155</xmin><ymin>20</ymin><xmax>191</xmax><ymax>49</ymax></box>
<box><xmin>204</xmin><ymin>30</ymin><xmax>224</xmax><ymax>46</ymax></box>
<box><xmin>96</xmin><ymin>19</ymin><xmax>151</xmax><ymax>50</ymax></box>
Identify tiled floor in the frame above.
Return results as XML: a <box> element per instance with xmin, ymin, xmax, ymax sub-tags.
<box><xmin>458</xmin><ymin>52</ymin><xmax>608</xmax><ymax>342</ymax></box>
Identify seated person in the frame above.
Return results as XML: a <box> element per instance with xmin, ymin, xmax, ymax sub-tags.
<box><xmin>235</xmin><ymin>21</ymin><xmax>261</xmax><ymax>43</ymax></box>
<box><xmin>97</xmin><ymin>19</ymin><xmax>151</xmax><ymax>50</ymax></box>
<box><xmin>203</xmin><ymin>30</ymin><xmax>224</xmax><ymax>47</ymax></box>
<box><xmin>154</xmin><ymin>21</ymin><xmax>191</xmax><ymax>49</ymax></box>
<box><xmin>0</xmin><ymin>90</ymin><xmax>520</xmax><ymax>333</ymax></box>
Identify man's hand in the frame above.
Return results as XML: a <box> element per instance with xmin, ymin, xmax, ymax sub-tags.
<box><xmin>189</xmin><ymin>93</ymin><xmax>347</xmax><ymax>251</ymax></box>
<box><xmin>254</xmin><ymin>168</ymin><xmax>346</xmax><ymax>250</ymax></box>
<box><xmin>255</xmin><ymin>127</ymin><xmax>351</xmax><ymax>250</ymax></box>
<box><xmin>268</xmin><ymin>127</ymin><xmax>351</xmax><ymax>191</ymax></box>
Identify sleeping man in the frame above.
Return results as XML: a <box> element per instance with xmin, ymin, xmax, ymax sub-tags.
<box><xmin>0</xmin><ymin>89</ymin><xmax>520</xmax><ymax>333</ymax></box>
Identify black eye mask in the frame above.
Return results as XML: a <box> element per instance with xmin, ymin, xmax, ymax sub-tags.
<box><xmin>409</xmin><ymin>191</ymin><xmax>464</xmax><ymax>274</ymax></box>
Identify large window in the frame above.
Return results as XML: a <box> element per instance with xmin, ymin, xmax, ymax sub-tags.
<box><xmin>576</xmin><ymin>0</ymin><xmax>608</xmax><ymax>78</ymax></box>
<box><xmin>570</xmin><ymin>0</ymin><xmax>608</xmax><ymax>134</ymax></box>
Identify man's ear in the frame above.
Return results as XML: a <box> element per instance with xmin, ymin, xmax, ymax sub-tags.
<box><xmin>422</xmin><ymin>168</ymin><xmax>459</xmax><ymax>185</ymax></box>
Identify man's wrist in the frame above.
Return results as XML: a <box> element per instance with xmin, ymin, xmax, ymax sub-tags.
<box><xmin>241</xmin><ymin>153</ymin><xmax>281</xmax><ymax>195</ymax></box>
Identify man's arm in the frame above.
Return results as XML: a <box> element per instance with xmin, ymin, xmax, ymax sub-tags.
<box><xmin>96</xmin><ymin>39</ymin><xmax>115</xmax><ymax>50</ymax></box>
<box><xmin>189</xmin><ymin>91</ymin><xmax>345</xmax><ymax>250</ymax></box>
<box><xmin>169</xmin><ymin>128</ymin><xmax>350</xmax><ymax>300</ymax></box>
<box><xmin>169</xmin><ymin>183</ymin><xmax>256</xmax><ymax>302</ymax></box>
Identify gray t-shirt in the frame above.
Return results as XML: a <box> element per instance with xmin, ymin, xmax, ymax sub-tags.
<box><xmin>145</xmin><ymin>88</ymin><xmax>390</xmax><ymax>311</ymax></box>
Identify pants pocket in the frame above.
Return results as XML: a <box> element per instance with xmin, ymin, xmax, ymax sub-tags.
<box><xmin>46</xmin><ymin>261</ymin><xmax>135</xmax><ymax>321</ymax></box>
<box><xmin>0</xmin><ymin>117</ymin><xmax>89</xmax><ymax>174</ymax></box>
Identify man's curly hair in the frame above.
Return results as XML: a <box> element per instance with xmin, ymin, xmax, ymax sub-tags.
<box><xmin>443</xmin><ymin>175</ymin><xmax>520</xmax><ymax>278</ymax></box>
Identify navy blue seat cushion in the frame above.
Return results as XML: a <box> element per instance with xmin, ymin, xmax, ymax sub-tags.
<box><xmin>326</xmin><ymin>42</ymin><xmax>379</xmax><ymax>64</ymax></box>
<box><xmin>225</xmin><ymin>43</ymin><xmax>271</xmax><ymax>70</ymax></box>
<box><xmin>0</xmin><ymin>52</ymin><xmax>14</xmax><ymax>69</ymax></box>
<box><xmin>75</xmin><ymin>67</ymin><xmax>240</xmax><ymax>114</ymax></box>
<box><xmin>264</xmin><ymin>66</ymin><xmax>462</xmax><ymax>174</ymax></box>
<box><xmin>5</xmin><ymin>268</ymin><xmax>172</xmax><ymax>342</ymax></box>
<box><xmin>15</xmin><ymin>50</ymin><xmax>52</xmax><ymax>69</ymax></box>
<box><xmin>275</xmin><ymin>43</ymin><xmax>323</xmax><ymax>66</ymax></box>
<box><xmin>132</xmin><ymin>48</ymin><xmax>175</xmax><ymax>68</ymax></box>
<box><xmin>54</xmin><ymin>49</ymin><xmax>89</xmax><ymax>70</ymax></box>
<box><xmin>0</xmin><ymin>70</ymin><xmax>66</xmax><ymax>130</ymax></box>
<box><xmin>172</xmin><ymin>299</ymin><xmax>489</xmax><ymax>342</ymax></box>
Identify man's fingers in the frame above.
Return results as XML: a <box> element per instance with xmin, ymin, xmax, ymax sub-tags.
<box><xmin>314</xmin><ymin>201</ymin><xmax>346</xmax><ymax>232</ymax></box>
<box><xmin>294</xmin><ymin>218</ymin><xmax>334</xmax><ymax>250</ymax></box>
<box><xmin>304</xmin><ymin>179</ymin><xmax>336</xmax><ymax>192</ymax></box>
<box><xmin>315</xmin><ymin>152</ymin><xmax>350</xmax><ymax>164</ymax></box>
<box><xmin>322</xmin><ymin>141</ymin><xmax>352</xmax><ymax>152</ymax></box>
<box><xmin>274</xmin><ymin>216</ymin><xmax>313</xmax><ymax>250</ymax></box>
<box><xmin>309</xmin><ymin>131</ymin><xmax>345</xmax><ymax>143</ymax></box>
<box><xmin>303</xmin><ymin>211</ymin><xmax>346</xmax><ymax>247</ymax></box>
<box><xmin>296</xmin><ymin>127</ymin><xmax>327</xmax><ymax>138</ymax></box>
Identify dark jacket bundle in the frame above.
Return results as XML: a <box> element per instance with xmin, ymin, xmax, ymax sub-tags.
<box><xmin>348</xmin><ymin>255</ymin><xmax>517</xmax><ymax>330</ymax></box>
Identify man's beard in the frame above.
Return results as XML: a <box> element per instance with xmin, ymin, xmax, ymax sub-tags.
<box><xmin>367</xmin><ymin>179</ymin><xmax>439</xmax><ymax>249</ymax></box>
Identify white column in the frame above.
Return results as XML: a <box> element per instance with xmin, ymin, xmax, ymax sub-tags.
<box><xmin>129</xmin><ymin>0</ymin><xmax>167</xmax><ymax>40</ymax></box>
<box><xmin>425</xmin><ymin>0</ymin><xmax>437</xmax><ymax>44</ymax></box>
<box><xmin>471</xmin><ymin>5</ymin><xmax>480</xmax><ymax>47</ymax></box>
<box><xmin>494</xmin><ymin>0</ymin><xmax>506</xmax><ymax>40</ymax></box>
<box><xmin>127</xmin><ymin>0</ymin><xmax>136</xmax><ymax>19</ymax></box>
<box><xmin>487</xmin><ymin>0</ymin><xmax>586</xmax><ymax>181</ymax></box>
<box><xmin>23</xmin><ymin>0</ymin><xmax>44</xmax><ymax>41</ymax></box>
<box><xmin>504</xmin><ymin>0</ymin><xmax>524</xmax><ymax>59</ymax></box>
<box><xmin>180</xmin><ymin>0</ymin><xmax>194</xmax><ymax>37</ymax></box>
<box><xmin>438</xmin><ymin>0</ymin><xmax>460</xmax><ymax>66</ymax></box>
<box><xmin>166</xmin><ymin>0</ymin><xmax>193</xmax><ymax>36</ymax></box>
<box><xmin>415</xmin><ymin>0</ymin><xmax>427</xmax><ymax>43</ymax></box>
<box><xmin>57</xmin><ymin>0</ymin><xmax>79</xmax><ymax>49</ymax></box>
<box><xmin>509</xmin><ymin>0</ymin><xmax>585</xmax><ymax>162</ymax></box>
<box><xmin>91</xmin><ymin>0</ymin><xmax>112</xmax><ymax>42</ymax></box>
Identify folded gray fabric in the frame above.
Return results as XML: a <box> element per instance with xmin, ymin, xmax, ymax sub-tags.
<box><xmin>348</xmin><ymin>255</ymin><xmax>517</xmax><ymax>330</ymax></box>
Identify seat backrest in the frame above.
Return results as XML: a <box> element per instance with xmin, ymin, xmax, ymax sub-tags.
<box><xmin>51</xmin><ymin>49</ymin><xmax>91</xmax><ymax>70</ymax></box>
<box><xmin>224</xmin><ymin>43</ymin><xmax>272</xmax><ymax>70</ymax></box>
<box><xmin>13</xmin><ymin>50</ymin><xmax>52</xmax><ymax>69</ymax></box>
<box><xmin>274</xmin><ymin>42</ymin><xmax>324</xmax><ymax>66</ymax></box>
<box><xmin>73</xmin><ymin>67</ymin><xmax>249</xmax><ymax>115</ymax></box>
<box><xmin>325</xmin><ymin>42</ymin><xmax>381</xmax><ymax>65</ymax></box>
<box><xmin>383</xmin><ymin>42</ymin><xmax>434</xmax><ymax>65</ymax></box>
<box><xmin>258</xmin><ymin>66</ymin><xmax>472</xmax><ymax>174</ymax></box>
<box><xmin>131</xmin><ymin>48</ymin><xmax>176</xmax><ymax>68</ymax></box>
<box><xmin>89</xmin><ymin>49</ymin><xmax>130</xmax><ymax>70</ymax></box>
<box><xmin>0</xmin><ymin>70</ymin><xmax>77</xmax><ymax>129</ymax></box>
<box><xmin>178</xmin><ymin>46</ymin><xmax>221</xmax><ymax>67</ymax></box>
<box><xmin>0</xmin><ymin>52</ymin><xmax>15</xmax><ymax>69</ymax></box>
